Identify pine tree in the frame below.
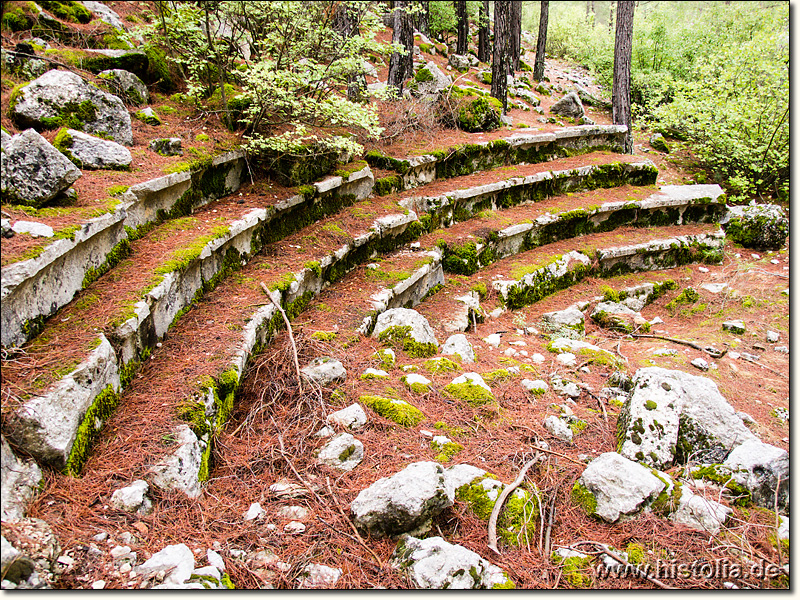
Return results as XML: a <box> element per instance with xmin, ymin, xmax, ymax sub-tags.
<box><xmin>612</xmin><ymin>0</ymin><xmax>635</xmax><ymax>153</ymax></box>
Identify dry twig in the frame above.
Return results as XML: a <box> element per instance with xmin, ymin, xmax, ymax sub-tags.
<box><xmin>260</xmin><ymin>282</ymin><xmax>303</xmax><ymax>393</ymax></box>
<box><xmin>488</xmin><ymin>453</ymin><xmax>541</xmax><ymax>555</ymax></box>
<box><xmin>564</xmin><ymin>541</ymin><xmax>676</xmax><ymax>589</ymax></box>
<box><xmin>630</xmin><ymin>333</ymin><xmax>727</xmax><ymax>358</ymax></box>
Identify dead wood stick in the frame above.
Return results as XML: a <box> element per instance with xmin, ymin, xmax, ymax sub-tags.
<box><xmin>630</xmin><ymin>333</ymin><xmax>727</xmax><ymax>358</ymax></box>
<box><xmin>774</xmin><ymin>474</ymin><xmax>783</xmax><ymax>567</ymax></box>
<box><xmin>488</xmin><ymin>454</ymin><xmax>541</xmax><ymax>555</ymax></box>
<box><xmin>566</xmin><ymin>541</ymin><xmax>676</xmax><ymax>589</ymax></box>
<box><xmin>615</xmin><ymin>340</ymin><xmax>628</xmax><ymax>364</ymax></box>
<box><xmin>509</xmin><ymin>427</ymin><xmax>587</xmax><ymax>466</ymax></box>
<box><xmin>543</xmin><ymin>492</ymin><xmax>557</xmax><ymax>555</ymax></box>
<box><xmin>260</xmin><ymin>282</ymin><xmax>303</xmax><ymax>393</ymax></box>
<box><xmin>739</xmin><ymin>355</ymin><xmax>788</xmax><ymax>379</ymax></box>
<box><xmin>582</xmin><ymin>387</ymin><xmax>609</xmax><ymax>426</ymax></box>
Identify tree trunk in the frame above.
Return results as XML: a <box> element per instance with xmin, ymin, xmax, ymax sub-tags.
<box><xmin>612</xmin><ymin>1</ymin><xmax>635</xmax><ymax>153</ymax></box>
<box><xmin>590</xmin><ymin>0</ymin><xmax>595</xmax><ymax>27</ymax></box>
<box><xmin>387</xmin><ymin>0</ymin><xmax>413</xmax><ymax>95</ymax></box>
<box><xmin>418</xmin><ymin>0</ymin><xmax>429</xmax><ymax>35</ymax></box>
<box><xmin>533</xmin><ymin>1</ymin><xmax>549</xmax><ymax>81</ymax></box>
<box><xmin>477</xmin><ymin>0</ymin><xmax>490</xmax><ymax>63</ymax></box>
<box><xmin>608</xmin><ymin>1</ymin><xmax>615</xmax><ymax>34</ymax></box>
<box><xmin>491</xmin><ymin>0</ymin><xmax>511</xmax><ymax>113</ymax></box>
<box><xmin>510</xmin><ymin>1</ymin><xmax>522</xmax><ymax>72</ymax></box>
<box><xmin>334</xmin><ymin>3</ymin><xmax>366</xmax><ymax>102</ymax></box>
<box><xmin>455</xmin><ymin>0</ymin><xmax>468</xmax><ymax>55</ymax></box>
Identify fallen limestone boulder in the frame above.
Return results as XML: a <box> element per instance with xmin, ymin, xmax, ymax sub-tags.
<box><xmin>9</xmin><ymin>70</ymin><xmax>132</xmax><ymax>145</ymax></box>
<box><xmin>444</xmin><ymin>372</ymin><xmax>494</xmax><ymax>405</ymax></box>
<box><xmin>591</xmin><ymin>301</ymin><xmax>647</xmax><ymax>333</ymax></box>
<box><xmin>447</xmin><ymin>53</ymin><xmax>472</xmax><ymax>72</ymax></box>
<box><xmin>149</xmin><ymin>425</ymin><xmax>204</xmax><ymax>498</ymax></box>
<box><xmin>544</xmin><ymin>415</ymin><xmax>573</xmax><ymax>443</ymax></box>
<box><xmin>0</xmin><ymin>129</ymin><xmax>81</xmax><ymax>207</ymax></box>
<box><xmin>317</xmin><ymin>433</ymin><xmax>363</xmax><ymax>471</ymax></box>
<box><xmin>541</xmin><ymin>306</ymin><xmax>585</xmax><ymax>335</ymax></box>
<box><xmin>297</xmin><ymin>563</ymin><xmax>342</xmax><ymax>589</ymax></box>
<box><xmin>54</xmin><ymin>128</ymin><xmax>132</xmax><ymax>170</ymax></box>
<box><xmin>98</xmin><ymin>69</ymin><xmax>148</xmax><ymax>105</ymax></box>
<box><xmin>372</xmin><ymin>308</ymin><xmax>439</xmax><ymax>357</ymax></box>
<box><xmin>392</xmin><ymin>535</ymin><xmax>513</xmax><ymax>589</ymax></box>
<box><xmin>79</xmin><ymin>1</ymin><xmax>126</xmax><ymax>32</ymax></box>
<box><xmin>351</xmin><ymin>461</ymin><xmax>453</xmax><ymax>537</ymax></box>
<box><xmin>1</xmin><ymin>436</ymin><xmax>42</xmax><ymax>522</ymax></box>
<box><xmin>109</xmin><ymin>479</ymin><xmax>152</xmax><ymax>516</ymax></box>
<box><xmin>549</xmin><ymin>91</ymin><xmax>584</xmax><ymax>118</ymax></box>
<box><xmin>149</xmin><ymin>137</ymin><xmax>182</xmax><ymax>156</ymax></box>
<box><xmin>573</xmin><ymin>452</ymin><xmax>665</xmax><ymax>523</ymax></box>
<box><xmin>722</xmin><ymin>439</ymin><xmax>789</xmax><ymax>511</ymax></box>
<box><xmin>327</xmin><ymin>403</ymin><xmax>368</xmax><ymax>431</ymax></box>
<box><xmin>649</xmin><ymin>133</ymin><xmax>670</xmax><ymax>153</ymax></box>
<box><xmin>301</xmin><ymin>357</ymin><xmax>346</xmax><ymax>386</ymax></box>
<box><xmin>441</xmin><ymin>334</ymin><xmax>475</xmax><ymax>363</ymax></box>
<box><xmin>671</xmin><ymin>487</ymin><xmax>731</xmax><ymax>535</ymax></box>
<box><xmin>413</xmin><ymin>60</ymin><xmax>452</xmax><ymax>98</ymax></box>
<box><xmin>442</xmin><ymin>291</ymin><xmax>481</xmax><ymax>332</ymax></box>
<box><xmin>617</xmin><ymin>367</ymin><xmax>755</xmax><ymax>469</ymax></box>
<box><xmin>137</xmin><ymin>543</ymin><xmax>195</xmax><ymax>588</ymax></box>
<box><xmin>723</xmin><ymin>204</ymin><xmax>788</xmax><ymax>250</ymax></box>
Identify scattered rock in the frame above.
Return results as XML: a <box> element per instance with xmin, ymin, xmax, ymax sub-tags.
<box><xmin>392</xmin><ymin>535</ymin><xmax>513</xmax><ymax>589</ymax></box>
<box><xmin>574</xmin><ymin>452</ymin><xmax>665</xmax><ymax>523</ymax></box>
<box><xmin>775</xmin><ymin>346</ymin><xmax>789</xmax><ymax>354</ymax></box>
<box><xmin>244</xmin><ymin>502</ymin><xmax>266</xmax><ymax>521</ymax></box>
<box><xmin>0</xmin><ymin>129</ymin><xmax>81</xmax><ymax>207</ymax></box>
<box><xmin>9</xmin><ymin>70</ymin><xmax>132</xmax><ymax>145</ymax></box>
<box><xmin>11</xmin><ymin>220</ymin><xmax>54</xmax><ymax>238</ymax></box>
<box><xmin>691</xmin><ymin>357</ymin><xmax>709</xmax><ymax>371</ymax></box>
<box><xmin>149</xmin><ymin>425</ymin><xmax>204</xmax><ymax>498</ymax></box>
<box><xmin>1</xmin><ymin>437</ymin><xmax>43</xmax><ymax>522</ymax></box>
<box><xmin>556</xmin><ymin>352</ymin><xmax>577</xmax><ymax>367</ymax></box>
<box><xmin>301</xmin><ymin>357</ymin><xmax>346</xmax><ymax>386</ymax></box>
<box><xmin>617</xmin><ymin>367</ymin><xmax>755</xmax><ymax>469</ymax></box>
<box><xmin>541</xmin><ymin>306</ymin><xmax>585</xmax><ymax>334</ymax></box>
<box><xmin>445</xmin><ymin>372</ymin><xmax>494</xmax><ymax>405</ymax></box>
<box><xmin>403</xmin><ymin>373</ymin><xmax>432</xmax><ymax>393</ymax></box>
<box><xmin>701</xmin><ymin>283</ymin><xmax>728</xmax><ymax>294</ymax></box>
<box><xmin>110</xmin><ymin>480</ymin><xmax>152</xmax><ymax>516</ymax></box>
<box><xmin>317</xmin><ymin>433</ymin><xmax>364</xmax><ymax>472</ymax></box>
<box><xmin>722</xmin><ymin>439</ymin><xmax>789</xmax><ymax>511</ymax></box>
<box><xmin>298</xmin><ymin>563</ymin><xmax>342</xmax><ymax>589</ymax></box>
<box><xmin>544</xmin><ymin>415</ymin><xmax>573</xmax><ymax>443</ymax></box>
<box><xmin>148</xmin><ymin>137</ymin><xmax>182</xmax><ymax>156</ymax></box>
<box><xmin>135</xmin><ymin>107</ymin><xmax>162</xmax><ymax>126</ymax></box>
<box><xmin>766</xmin><ymin>330</ymin><xmax>780</xmax><ymax>343</ymax></box>
<box><xmin>671</xmin><ymin>487</ymin><xmax>731</xmax><ymax>535</ymax></box>
<box><xmin>549</xmin><ymin>91</ymin><xmax>584</xmax><ymax>118</ymax></box>
<box><xmin>80</xmin><ymin>1</ymin><xmax>126</xmax><ymax>31</ymax></box>
<box><xmin>97</xmin><ymin>69</ymin><xmax>148</xmax><ymax>105</ymax></box>
<box><xmin>327</xmin><ymin>404</ymin><xmax>368</xmax><ymax>431</ymax></box>
<box><xmin>649</xmin><ymin>133</ymin><xmax>670</xmax><ymax>153</ymax></box>
<box><xmin>351</xmin><ymin>462</ymin><xmax>454</xmax><ymax>537</ymax></box>
<box><xmin>723</xmin><ymin>204</ymin><xmax>789</xmax><ymax>250</ymax></box>
<box><xmin>447</xmin><ymin>53</ymin><xmax>471</xmax><ymax>72</ymax></box>
<box><xmin>137</xmin><ymin>543</ymin><xmax>195</xmax><ymax>587</ymax></box>
<box><xmin>0</xmin><ymin>519</ymin><xmax>60</xmax><ymax>589</ymax></box>
<box><xmin>521</xmin><ymin>379</ymin><xmax>548</xmax><ymax>396</ymax></box>
<box><xmin>441</xmin><ymin>334</ymin><xmax>475</xmax><ymax>363</ymax></box>
<box><xmin>722</xmin><ymin>320</ymin><xmax>746</xmax><ymax>334</ymax></box>
<box><xmin>362</xmin><ymin>367</ymin><xmax>389</xmax><ymax>380</ymax></box>
<box><xmin>591</xmin><ymin>301</ymin><xmax>644</xmax><ymax>333</ymax></box>
<box><xmin>283</xmin><ymin>521</ymin><xmax>306</xmax><ymax>534</ymax></box>
<box><xmin>372</xmin><ymin>308</ymin><xmax>439</xmax><ymax>357</ymax></box>
<box><xmin>483</xmin><ymin>333</ymin><xmax>501</xmax><ymax>348</ymax></box>
<box><xmin>56</xmin><ymin>128</ymin><xmax>132</xmax><ymax>170</ymax></box>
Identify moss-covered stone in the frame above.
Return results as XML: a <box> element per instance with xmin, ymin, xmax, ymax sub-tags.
<box><xmin>443</xmin><ymin>380</ymin><xmax>494</xmax><ymax>406</ymax></box>
<box><xmin>63</xmin><ymin>384</ymin><xmax>119</xmax><ymax>476</ymax></box>
<box><xmin>432</xmin><ymin>438</ymin><xmax>463</xmax><ymax>463</ymax></box>
<box><xmin>359</xmin><ymin>395</ymin><xmax>424</xmax><ymax>427</ymax></box>
<box><xmin>690</xmin><ymin>464</ymin><xmax>752</xmax><ymax>506</ymax></box>
<box><xmin>457</xmin><ymin>96</ymin><xmax>501</xmax><ymax>133</ymax></box>
<box><xmin>456</xmin><ymin>476</ymin><xmax>538</xmax><ymax>547</ymax></box>
<box><xmin>423</xmin><ymin>356</ymin><xmax>460</xmax><ymax>374</ymax></box>
<box><xmin>378</xmin><ymin>325</ymin><xmax>438</xmax><ymax>358</ymax></box>
<box><xmin>571</xmin><ymin>481</ymin><xmax>597</xmax><ymax>516</ymax></box>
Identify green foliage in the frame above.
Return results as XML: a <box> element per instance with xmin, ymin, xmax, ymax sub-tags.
<box><xmin>360</xmin><ymin>395</ymin><xmax>424</xmax><ymax>427</ymax></box>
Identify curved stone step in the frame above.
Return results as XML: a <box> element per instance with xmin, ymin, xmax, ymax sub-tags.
<box><xmin>367</xmin><ymin>124</ymin><xmax>629</xmax><ymax>193</ymax></box>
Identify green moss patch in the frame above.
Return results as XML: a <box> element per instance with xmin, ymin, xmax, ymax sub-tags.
<box><xmin>423</xmin><ymin>356</ymin><xmax>460</xmax><ymax>374</ymax></box>
<box><xmin>359</xmin><ymin>395</ymin><xmax>424</xmax><ymax>427</ymax></box>
<box><xmin>378</xmin><ymin>325</ymin><xmax>438</xmax><ymax>358</ymax></box>
<box><xmin>443</xmin><ymin>380</ymin><xmax>494</xmax><ymax>406</ymax></box>
<box><xmin>456</xmin><ymin>476</ymin><xmax>538</xmax><ymax>547</ymax></box>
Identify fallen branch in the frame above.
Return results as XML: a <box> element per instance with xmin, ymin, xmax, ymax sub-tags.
<box><xmin>615</xmin><ymin>340</ymin><xmax>628</xmax><ymax>364</ymax></box>
<box><xmin>630</xmin><ymin>333</ymin><xmax>727</xmax><ymax>358</ymax></box>
<box><xmin>509</xmin><ymin>427</ymin><xmax>587</xmax><ymax>466</ymax></box>
<box><xmin>488</xmin><ymin>454</ymin><xmax>541</xmax><ymax>555</ymax></box>
<box><xmin>582</xmin><ymin>387</ymin><xmax>609</xmax><ymax>426</ymax></box>
<box><xmin>260</xmin><ymin>281</ymin><xmax>303</xmax><ymax>393</ymax></box>
<box><xmin>739</xmin><ymin>354</ymin><xmax>788</xmax><ymax>379</ymax></box>
<box><xmin>565</xmin><ymin>541</ymin><xmax>676</xmax><ymax>589</ymax></box>
<box><xmin>543</xmin><ymin>492</ymin><xmax>556</xmax><ymax>555</ymax></box>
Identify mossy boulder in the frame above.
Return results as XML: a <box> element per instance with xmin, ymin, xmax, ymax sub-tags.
<box><xmin>456</xmin><ymin>95</ymin><xmax>501</xmax><ymax>133</ymax></box>
<box><xmin>372</xmin><ymin>308</ymin><xmax>439</xmax><ymax>358</ymax></box>
<box><xmin>443</xmin><ymin>372</ymin><xmax>494</xmax><ymax>406</ymax></box>
<box><xmin>360</xmin><ymin>395</ymin><xmax>424</xmax><ymax>427</ymax></box>
<box><xmin>724</xmin><ymin>204</ymin><xmax>789</xmax><ymax>250</ymax></box>
<box><xmin>97</xmin><ymin>69</ymin><xmax>149</xmax><ymax>106</ymax></box>
<box><xmin>135</xmin><ymin>107</ymin><xmax>162</xmax><ymax>126</ymax></box>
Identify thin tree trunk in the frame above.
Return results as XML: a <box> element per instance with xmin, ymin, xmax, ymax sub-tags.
<box><xmin>334</xmin><ymin>2</ymin><xmax>366</xmax><ymax>101</ymax></box>
<box><xmin>387</xmin><ymin>0</ymin><xmax>413</xmax><ymax>95</ymax></box>
<box><xmin>491</xmin><ymin>0</ymin><xmax>511</xmax><ymax>113</ymax></box>
<box><xmin>202</xmin><ymin>2</ymin><xmax>231</xmax><ymax>129</ymax></box>
<box><xmin>612</xmin><ymin>1</ymin><xmax>635</xmax><ymax>153</ymax></box>
<box><xmin>533</xmin><ymin>1</ymin><xmax>548</xmax><ymax>81</ymax></box>
<box><xmin>477</xmin><ymin>0</ymin><xmax>490</xmax><ymax>62</ymax></box>
<box><xmin>418</xmin><ymin>0</ymin><xmax>429</xmax><ymax>35</ymax></box>
<box><xmin>510</xmin><ymin>1</ymin><xmax>522</xmax><ymax>72</ymax></box>
<box><xmin>590</xmin><ymin>0</ymin><xmax>595</xmax><ymax>27</ymax></box>
<box><xmin>455</xmin><ymin>0</ymin><xmax>468</xmax><ymax>55</ymax></box>
<box><xmin>608</xmin><ymin>1</ymin><xmax>616</xmax><ymax>34</ymax></box>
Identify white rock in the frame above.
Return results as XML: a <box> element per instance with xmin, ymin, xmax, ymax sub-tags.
<box><xmin>544</xmin><ymin>415</ymin><xmax>572</xmax><ymax>443</ymax></box>
<box><xmin>277</xmin><ymin>505</ymin><xmax>309</xmax><ymax>520</ymax></box>
<box><xmin>778</xmin><ymin>516</ymin><xmax>789</xmax><ymax>540</ymax></box>
<box><xmin>11</xmin><ymin>220</ymin><xmax>54</xmax><ymax>237</ymax></box>
<box><xmin>556</xmin><ymin>352</ymin><xmax>577</xmax><ymax>367</ymax></box>
<box><xmin>441</xmin><ymin>334</ymin><xmax>475</xmax><ymax>363</ymax></box>
<box><xmin>483</xmin><ymin>333</ymin><xmax>501</xmax><ymax>348</ymax></box>
<box><xmin>775</xmin><ymin>346</ymin><xmax>789</xmax><ymax>354</ymax></box>
<box><xmin>671</xmin><ymin>487</ymin><xmax>731</xmax><ymax>535</ymax></box>
<box><xmin>577</xmin><ymin>452</ymin><xmax>665</xmax><ymax>523</ymax></box>
<box><xmin>301</xmin><ymin>357</ymin><xmax>346</xmax><ymax>385</ymax></box>
<box><xmin>298</xmin><ymin>563</ymin><xmax>342</xmax><ymax>588</ymax></box>
<box><xmin>404</xmin><ymin>373</ymin><xmax>432</xmax><ymax>389</ymax></box>
<box><xmin>351</xmin><ymin>462</ymin><xmax>454</xmax><ymax>537</ymax></box>
<box><xmin>327</xmin><ymin>404</ymin><xmax>368</xmax><ymax>431</ymax></box>
<box><xmin>1</xmin><ymin>129</ymin><xmax>81</xmax><ymax>206</ymax></box>
<box><xmin>449</xmin><ymin>372</ymin><xmax>492</xmax><ymax>394</ymax></box>
<box><xmin>318</xmin><ymin>433</ymin><xmax>363</xmax><ymax>472</ymax></box>
<box><xmin>1</xmin><ymin>435</ymin><xmax>42</xmax><ymax>522</ymax></box>
<box><xmin>723</xmin><ymin>439</ymin><xmax>789</xmax><ymax>511</ymax></box>
<box><xmin>284</xmin><ymin>521</ymin><xmax>306</xmax><ymax>534</ymax></box>
<box><xmin>503</xmin><ymin>347</ymin><xmax>518</xmax><ymax>357</ymax></box>
<box><xmin>691</xmin><ymin>357</ymin><xmax>709</xmax><ymax>371</ymax></box>
<box><xmin>372</xmin><ymin>308</ymin><xmax>439</xmax><ymax>349</ymax></box>
<box><xmin>149</xmin><ymin>425</ymin><xmax>203</xmax><ymax>498</ymax></box>
<box><xmin>60</xmin><ymin>129</ymin><xmax>132</xmax><ymax>170</ymax></box>
<box><xmin>206</xmin><ymin>549</ymin><xmax>225</xmax><ymax>574</ymax></box>
<box><xmin>80</xmin><ymin>1</ymin><xmax>126</xmax><ymax>31</ymax></box>
<box><xmin>530</xmin><ymin>353</ymin><xmax>545</xmax><ymax>364</ymax></box>
<box><xmin>362</xmin><ymin>367</ymin><xmax>389</xmax><ymax>379</ymax></box>
<box><xmin>650</xmin><ymin>316</ymin><xmax>664</xmax><ymax>325</ymax></box>
<box><xmin>521</xmin><ymin>379</ymin><xmax>548</xmax><ymax>395</ymax></box>
<box><xmin>137</xmin><ymin>544</ymin><xmax>195</xmax><ymax>587</ymax></box>
<box><xmin>766</xmin><ymin>330</ymin><xmax>780</xmax><ymax>343</ymax></box>
<box><xmin>110</xmin><ymin>480</ymin><xmax>152</xmax><ymax>515</ymax></box>
<box><xmin>391</xmin><ymin>535</ymin><xmax>512</xmax><ymax>589</ymax></box>
<box><xmin>698</xmin><ymin>267</ymin><xmax>709</xmax><ymax>273</ymax></box>
<box><xmin>443</xmin><ymin>464</ymin><xmax>486</xmax><ymax>496</ymax></box>
<box><xmin>701</xmin><ymin>283</ymin><xmax>728</xmax><ymax>294</ymax></box>
<box><xmin>541</xmin><ymin>307</ymin><xmax>585</xmax><ymax>333</ymax></box>
<box><xmin>617</xmin><ymin>367</ymin><xmax>755</xmax><ymax>469</ymax></box>
<box><xmin>244</xmin><ymin>502</ymin><xmax>266</xmax><ymax>521</ymax></box>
